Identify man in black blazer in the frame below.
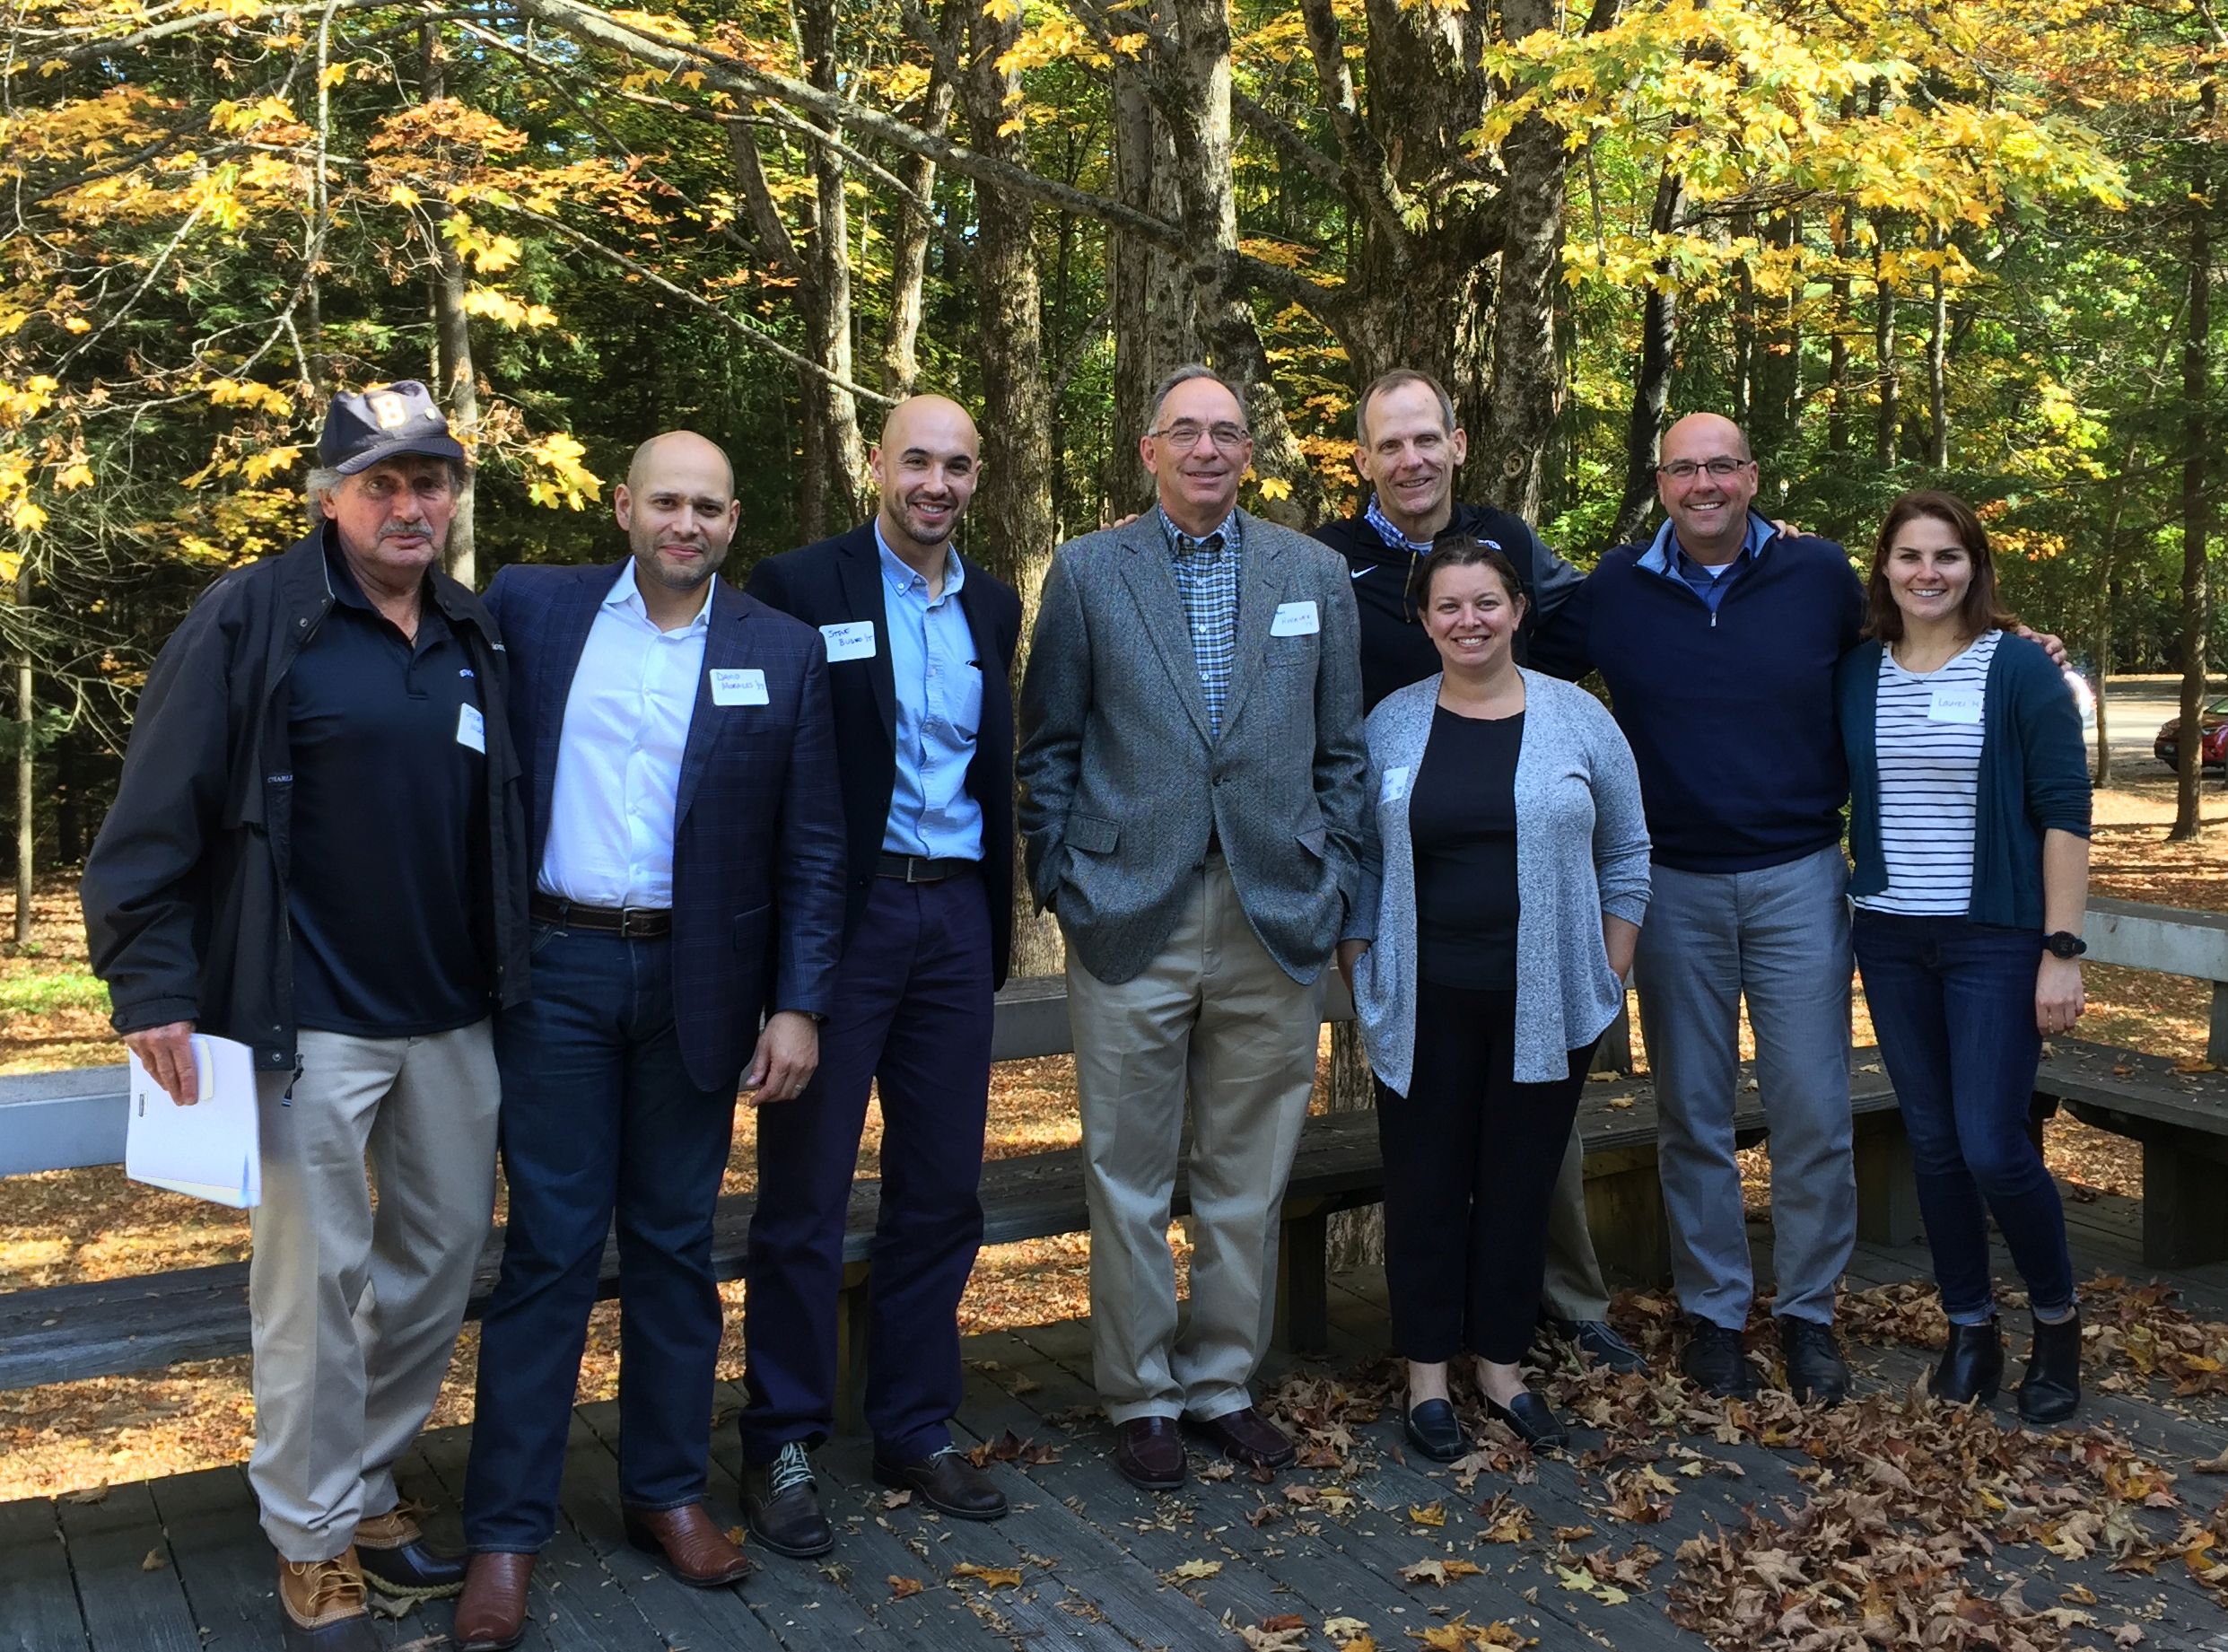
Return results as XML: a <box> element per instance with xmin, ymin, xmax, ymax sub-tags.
<box><xmin>738</xmin><ymin>395</ymin><xmax>1022</xmax><ymax>1551</ymax></box>
<box><xmin>452</xmin><ymin>432</ymin><xmax>845</xmax><ymax>1651</ymax></box>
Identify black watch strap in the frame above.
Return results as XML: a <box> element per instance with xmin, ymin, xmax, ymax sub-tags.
<box><xmin>2042</xmin><ymin>931</ymin><xmax>2088</xmax><ymax>960</ymax></box>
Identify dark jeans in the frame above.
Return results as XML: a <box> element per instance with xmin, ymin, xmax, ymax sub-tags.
<box><xmin>1377</xmin><ymin>983</ymin><xmax>1597</xmax><ymax>1365</ymax></box>
<box><xmin>740</xmin><ymin>870</ymin><xmax>995</xmax><ymax>1463</ymax></box>
<box><xmin>1852</xmin><ymin>910</ymin><xmax>2074</xmax><ymax>1324</ymax></box>
<box><xmin>463</xmin><ymin>925</ymin><xmax>735</xmax><ymax>1552</ymax></box>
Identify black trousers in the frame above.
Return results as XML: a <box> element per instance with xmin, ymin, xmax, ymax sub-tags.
<box><xmin>1376</xmin><ymin>982</ymin><xmax>1598</xmax><ymax>1365</ymax></box>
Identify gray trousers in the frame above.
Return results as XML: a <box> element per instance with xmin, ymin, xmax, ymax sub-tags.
<box><xmin>248</xmin><ymin>1021</ymin><xmax>500</xmax><ymax>1560</ymax></box>
<box><xmin>1631</xmin><ymin>844</ymin><xmax>1853</xmax><ymax>1329</ymax></box>
<box><xmin>1065</xmin><ymin>856</ymin><xmax>1325</xmax><ymax>1425</ymax></box>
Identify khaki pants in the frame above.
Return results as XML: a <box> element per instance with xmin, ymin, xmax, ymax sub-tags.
<box><xmin>1541</xmin><ymin>1123</ymin><xmax>1612</xmax><ymax>1324</ymax></box>
<box><xmin>1065</xmin><ymin>857</ymin><xmax>1325</xmax><ymax>1425</ymax></box>
<box><xmin>248</xmin><ymin>1021</ymin><xmax>499</xmax><ymax>1560</ymax></box>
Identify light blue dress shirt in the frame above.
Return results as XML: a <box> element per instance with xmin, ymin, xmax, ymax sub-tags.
<box><xmin>878</xmin><ymin>526</ymin><xmax>985</xmax><ymax>860</ymax></box>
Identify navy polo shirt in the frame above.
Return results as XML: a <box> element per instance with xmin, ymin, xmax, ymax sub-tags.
<box><xmin>285</xmin><ymin>537</ymin><xmax>493</xmax><ymax>1036</ymax></box>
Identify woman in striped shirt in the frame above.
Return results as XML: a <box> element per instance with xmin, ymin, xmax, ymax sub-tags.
<box><xmin>1836</xmin><ymin>491</ymin><xmax>2093</xmax><ymax>1423</ymax></box>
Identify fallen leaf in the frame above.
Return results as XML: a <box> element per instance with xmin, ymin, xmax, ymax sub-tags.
<box><xmin>1324</xmin><ymin>1615</ymin><xmax>1374</xmax><ymax>1645</ymax></box>
<box><xmin>881</xmin><ymin>1489</ymin><xmax>913</xmax><ymax>1508</ymax></box>
<box><xmin>887</xmin><ymin>1575</ymin><xmax>923</xmax><ymax>1598</ymax></box>
<box><xmin>1556</xmin><ymin>1564</ymin><xmax>1629</xmax><ymax>1605</ymax></box>
<box><xmin>950</xmin><ymin>1561</ymin><xmax>1023</xmax><ymax>1590</ymax></box>
<box><xmin>1401</xmin><ymin>1558</ymin><xmax>1484</xmax><ymax>1586</ymax></box>
<box><xmin>1409</xmin><ymin>1500</ymin><xmax>1446</xmax><ymax>1526</ymax></box>
<box><xmin>140</xmin><ymin>1548</ymin><xmax>165</xmax><ymax>1571</ymax></box>
<box><xmin>1164</xmin><ymin>1557</ymin><xmax>1223</xmax><ymax>1583</ymax></box>
<box><xmin>723</xmin><ymin>1525</ymin><xmax>748</xmax><ymax>1546</ymax></box>
<box><xmin>64</xmin><ymin>1488</ymin><xmax>109</xmax><ymax>1506</ymax></box>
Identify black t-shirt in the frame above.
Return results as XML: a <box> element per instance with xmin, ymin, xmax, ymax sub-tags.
<box><xmin>1410</xmin><ymin>704</ymin><xmax>1523</xmax><ymax>990</ymax></box>
<box><xmin>285</xmin><ymin>540</ymin><xmax>493</xmax><ymax>1036</ymax></box>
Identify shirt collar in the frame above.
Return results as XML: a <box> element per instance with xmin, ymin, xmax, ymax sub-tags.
<box><xmin>873</xmin><ymin>520</ymin><xmax>965</xmax><ymax>600</ymax></box>
<box><xmin>605</xmin><ymin>555</ymin><xmax>715</xmax><ymax>634</ymax></box>
<box><xmin>1158</xmin><ymin>504</ymin><xmax>1240</xmax><ymax>554</ymax></box>
<box><xmin>1363</xmin><ymin>494</ymin><xmax>1435</xmax><ymax>555</ymax></box>
<box><xmin>1644</xmin><ymin>510</ymin><xmax>1774</xmax><ymax>577</ymax></box>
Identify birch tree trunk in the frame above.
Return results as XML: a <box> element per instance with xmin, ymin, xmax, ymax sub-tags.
<box><xmin>423</xmin><ymin>24</ymin><xmax>480</xmax><ymax>586</ymax></box>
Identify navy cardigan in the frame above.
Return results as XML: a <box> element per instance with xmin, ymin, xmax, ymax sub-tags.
<box><xmin>1837</xmin><ymin>633</ymin><xmax>2091</xmax><ymax>929</ymax></box>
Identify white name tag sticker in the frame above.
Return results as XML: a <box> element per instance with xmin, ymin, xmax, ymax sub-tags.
<box><xmin>1379</xmin><ymin>765</ymin><xmax>1411</xmax><ymax>803</ymax></box>
<box><xmin>456</xmin><ymin>703</ymin><xmax>485</xmax><ymax>753</ymax></box>
<box><xmin>1927</xmin><ymin>686</ymin><xmax>1984</xmax><ymax>724</ymax></box>
<box><xmin>820</xmin><ymin>620</ymin><xmax>878</xmax><ymax>662</ymax></box>
<box><xmin>711</xmin><ymin>667</ymin><xmax>769</xmax><ymax>706</ymax></box>
<box><xmin>1270</xmin><ymin>599</ymin><xmax>1320</xmax><ymax>637</ymax></box>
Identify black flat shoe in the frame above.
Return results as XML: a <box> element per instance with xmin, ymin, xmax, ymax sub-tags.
<box><xmin>1402</xmin><ymin>1399</ymin><xmax>1468</xmax><ymax>1463</ymax></box>
<box><xmin>1484</xmin><ymin>1390</ymin><xmax>1568</xmax><ymax>1452</ymax></box>
<box><xmin>2017</xmin><ymin>1311</ymin><xmax>2082</xmax><ymax>1425</ymax></box>
<box><xmin>1928</xmin><ymin>1315</ymin><xmax>2003</xmax><ymax>1405</ymax></box>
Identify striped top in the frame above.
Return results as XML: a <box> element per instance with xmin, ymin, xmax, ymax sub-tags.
<box><xmin>1854</xmin><ymin>629</ymin><xmax>2002</xmax><ymax>916</ymax></box>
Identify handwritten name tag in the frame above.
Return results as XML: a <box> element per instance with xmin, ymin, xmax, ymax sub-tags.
<box><xmin>1927</xmin><ymin>686</ymin><xmax>1984</xmax><ymax>725</ymax></box>
<box><xmin>1270</xmin><ymin>599</ymin><xmax>1320</xmax><ymax>637</ymax></box>
<box><xmin>820</xmin><ymin>620</ymin><xmax>877</xmax><ymax>662</ymax></box>
<box><xmin>1379</xmin><ymin>765</ymin><xmax>1411</xmax><ymax>804</ymax></box>
<box><xmin>456</xmin><ymin>703</ymin><xmax>485</xmax><ymax>753</ymax></box>
<box><xmin>711</xmin><ymin>668</ymin><xmax>769</xmax><ymax>706</ymax></box>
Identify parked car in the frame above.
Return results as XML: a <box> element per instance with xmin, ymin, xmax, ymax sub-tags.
<box><xmin>2155</xmin><ymin>695</ymin><xmax>2228</xmax><ymax>771</ymax></box>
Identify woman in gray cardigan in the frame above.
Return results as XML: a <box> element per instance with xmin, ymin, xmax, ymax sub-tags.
<box><xmin>1337</xmin><ymin>538</ymin><xmax>1650</xmax><ymax>1462</ymax></box>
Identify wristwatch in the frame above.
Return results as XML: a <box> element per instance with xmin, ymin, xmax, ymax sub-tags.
<box><xmin>2042</xmin><ymin>931</ymin><xmax>2088</xmax><ymax>960</ymax></box>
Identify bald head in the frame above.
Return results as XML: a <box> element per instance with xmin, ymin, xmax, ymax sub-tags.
<box><xmin>615</xmin><ymin>428</ymin><xmax>741</xmax><ymax>613</ymax></box>
<box><xmin>1655</xmin><ymin>412</ymin><xmax>1759</xmax><ymax>564</ymax></box>
<box><xmin>871</xmin><ymin>395</ymin><xmax>982</xmax><ymax>561</ymax></box>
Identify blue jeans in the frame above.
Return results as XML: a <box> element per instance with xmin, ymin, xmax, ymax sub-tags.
<box><xmin>463</xmin><ymin>926</ymin><xmax>736</xmax><ymax>1552</ymax></box>
<box><xmin>1852</xmin><ymin>910</ymin><xmax>2074</xmax><ymax>1324</ymax></box>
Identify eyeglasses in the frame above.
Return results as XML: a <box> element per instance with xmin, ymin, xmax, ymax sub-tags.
<box><xmin>1656</xmin><ymin>457</ymin><xmax>1752</xmax><ymax>481</ymax></box>
<box><xmin>1149</xmin><ymin>420</ymin><xmax>1253</xmax><ymax>452</ymax></box>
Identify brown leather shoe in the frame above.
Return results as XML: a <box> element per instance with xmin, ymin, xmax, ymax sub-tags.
<box><xmin>353</xmin><ymin>1502</ymin><xmax>466</xmax><ymax>1602</ymax></box>
<box><xmin>1111</xmin><ymin>1417</ymin><xmax>1186</xmax><ymax>1491</ymax></box>
<box><xmin>275</xmin><ymin>1548</ymin><xmax>378</xmax><ymax>1652</ymax></box>
<box><xmin>452</xmin><ymin>1551</ymin><xmax>535</xmax><ymax>1652</ymax></box>
<box><xmin>622</xmin><ymin>1501</ymin><xmax>754</xmax><ymax>1588</ymax></box>
<box><xmin>872</xmin><ymin>1447</ymin><xmax>1009</xmax><ymax>1520</ymax></box>
<box><xmin>1183</xmin><ymin>1406</ymin><xmax>1296</xmax><ymax>1470</ymax></box>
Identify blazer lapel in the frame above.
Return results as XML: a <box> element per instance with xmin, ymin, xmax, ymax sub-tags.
<box><xmin>1216</xmin><ymin>511</ymin><xmax>1286</xmax><ymax>737</ymax></box>
<box><xmin>1115</xmin><ymin>517</ymin><xmax>1213</xmax><ymax>746</ymax></box>
<box><xmin>673</xmin><ymin>580</ymin><xmax>747</xmax><ymax>829</ymax></box>
<box><xmin>838</xmin><ymin>527</ymin><xmax>899</xmax><ymax>747</ymax></box>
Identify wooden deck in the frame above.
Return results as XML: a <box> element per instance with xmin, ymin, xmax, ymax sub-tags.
<box><xmin>11</xmin><ymin>1194</ymin><xmax>2228</xmax><ymax>1652</ymax></box>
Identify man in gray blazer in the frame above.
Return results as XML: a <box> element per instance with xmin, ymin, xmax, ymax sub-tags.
<box><xmin>1018</xmin><ymin>364</ymin><xmax>1368</xmax><ymax>1490</ymax></box>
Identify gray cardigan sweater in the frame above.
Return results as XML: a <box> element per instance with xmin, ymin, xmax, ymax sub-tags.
<box><xmin>1349</xmin><ymin>669</ymin><xmax>1652</xmax><ymax>1091</ymax></box>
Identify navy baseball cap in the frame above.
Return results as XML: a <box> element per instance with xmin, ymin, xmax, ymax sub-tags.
<box><xmin>318</xmin><ymin>380</ymin><xmax>468</xmax><ymax>475</ymax></box>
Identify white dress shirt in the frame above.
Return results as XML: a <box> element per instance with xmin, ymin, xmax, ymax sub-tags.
<box><xmin>537</xmin><ymin>561</ymin><xmax>712</xmax><ymax>909</ymax></box>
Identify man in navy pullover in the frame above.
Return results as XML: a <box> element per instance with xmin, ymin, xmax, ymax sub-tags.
<box><xmin>1532</xmin><ymin>413</ymin><xmax>1862</xmax><ymax>1405</ymax></box>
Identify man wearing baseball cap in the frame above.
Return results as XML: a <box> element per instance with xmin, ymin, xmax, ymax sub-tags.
<box><xmin>83</xmin><ymin>380</ymin><xmax>529</xmax><ymax>1652</ymax></box>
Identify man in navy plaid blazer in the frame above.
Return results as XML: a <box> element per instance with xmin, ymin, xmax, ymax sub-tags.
<box><xmin>453</xmin><ymin>432</ymin><xmax>845</xmax><ymax>1650</ymax></box>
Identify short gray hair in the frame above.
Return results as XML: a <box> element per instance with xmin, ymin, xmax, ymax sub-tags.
<box><xmin>1148</xmin><ymin>364</ymin><xmax>1248</xmax><ymax>433</ymax></box>
<box><xmin>303</xmin><ymin>458</ymin><xmax>467</xmax><ymax>528</ymax></box>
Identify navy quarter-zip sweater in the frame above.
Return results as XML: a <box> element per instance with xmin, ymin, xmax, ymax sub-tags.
<box><xmin>1530</xmin><ymin>513</ymin><xmax>1865</xmax><ymax>874</ymax></box>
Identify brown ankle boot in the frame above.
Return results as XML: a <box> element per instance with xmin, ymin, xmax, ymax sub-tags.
<box><xmin>275</xmin><ymin>1547</ymin><xmax>378</xmax><ymax>1651</ymax></box>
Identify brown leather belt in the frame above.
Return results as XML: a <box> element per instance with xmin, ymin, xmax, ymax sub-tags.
<box><xmin>529</xmin><ymin>895</ymin><xmax>672</xmax><ymax>938</ymax></box>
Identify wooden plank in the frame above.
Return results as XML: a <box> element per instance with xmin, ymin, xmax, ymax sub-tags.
<box><xmin>59</xmin><ymin>1480</ymin><xmax>203</xmax><ymax>1652</ymax></box>
<box><xmin>0</xmin><ymin>1499</ymin><xmax>87</xmax><ymax>1652</ymax></box>
<box><xmin>2143</xmin><ymin>1136</ymin><xmax>2228</xmax><ymax>1267</ymax></box>
<box><xmin>147</xmin><ymin>1465</ymin><xmax>285</xmax><ymax>1652</ymax></box>
<box><xmin>0</xmin><ymin>1064</ymin><xmax>128</xmax><ymax>1175</ymax></box>
<box><xmin>1852</xmin><ymin>1109</ymin><xmax>1924</xmax><ymax>1246</ymax></box>
<box><xmin>2084</xmin><ymin>896</ymin><xmax>2228</xmax><ymax>981</ymax></box>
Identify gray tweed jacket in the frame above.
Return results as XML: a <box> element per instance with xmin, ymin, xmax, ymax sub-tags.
<box><xmin>1349</xmin><ymin>670</ymin><xmax>1652</xmax><ymax>1089</ymax></box>
<box><xmin>1016</xmin><ymin>511</ymin><xmax>1369</xmax><ymax>986</ymax></box>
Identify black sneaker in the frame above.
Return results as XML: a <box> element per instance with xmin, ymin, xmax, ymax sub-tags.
<box><xmin>1679</xmin><ymin>1320</ymin><xmax>1756</xmax><ymax>1398</ymax></box>
<box><xmin>1778</xmin><ymin>1317</ymin><xmax>1849</xmax><ymax>1406</ymax></box>
<box><xmin>1551</xmin><ymin>1318</ymin><xmax>1650</xmax><ymax>1376</ymax></box>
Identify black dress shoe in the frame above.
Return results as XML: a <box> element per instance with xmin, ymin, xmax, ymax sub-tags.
<box><xmin>2017</xmin><ymin>1310</ymin><xmax>2082</xmax><ymax>1425</ymax></box>
<box><xmin>1181</xmin><ymin>1406</ymin><xmax>1297</xmax><ymax>1471</ymax></box>
<box><xmin>873</xmin><ymin>1447</ymin><xmax>1009</xmax><ymax>1520</ymax></box>
<box><xmin>1402</xmin><ymin>1399</ymin><xmax>1469</xmax><ymax>1463</ymax></box>
<box><xmin>1551</xmin><ymin>1318</ymin><xmax>1650</xmax><ymax>1376</ymax></box>
<box><xmin>1112</xmin><ymin>1417</ymin><xmax>1186</xmax><ymax>1490</ymax></box>
<box><xmin>1929</xmin><ymin>1316</ymin><xmax>2004</xmax><ymax>1405</ymax></box>
<box><xmin>741</xmin><ymin>1442</ymin><xmax>834</xmax><ymax>1558</ymax></box>
<box><xmin>1484</xmin><ymin>1390</ymin><xmax>1568</xmax><ymax>1452</ymax></box>
<box><xmin>1779</xmin><ymin>1317</ymin><xmax>1849</xmax><ymax>1406</ymax></box>
<box><xmin>1680</xmin><ymin>1320</ymin><xmax>1757</xmax><ymax>1398</ymax></box>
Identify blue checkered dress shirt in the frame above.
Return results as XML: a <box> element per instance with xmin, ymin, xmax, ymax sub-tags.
<box><xmin>1159</xmin><ymin>505</ymin><xmax>1241</xmax><ymax>738</ymax></box>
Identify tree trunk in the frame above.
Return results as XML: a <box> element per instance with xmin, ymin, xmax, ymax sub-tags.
<box><xmin>1610</xmin><ymin>167</ymin><xmax>1682</xmax><ymax>548</ymax></box>
<box><xmin>1827</xmin><ymin>204</ymin><xmax>1852</xmax><ymax>455</ymax></box>
<box><xmin>2171</xmin><ymin>84</ymin><xmax>2215</xmax><ymax>843</ymax></box>
<box><xmin>1873</xmin><ymin>223</ymin><xmax>1899</xmax><ymax>467</ymax></box>
<box><xmin>797</xmin><ymin>0</ymin><xmax>866</xmax><ymax>531</ymax></box>
<box><xmin>12</xmin><ymin>561</ymin><xmax>31</xmax><ymax>946</ymax></box>
<box><xmin>1752</xmin><ymin>211</ymin><xmax>1800</xmax><ymax>465</ymax></box>
<box><xmin>1927</xmin><ymin>225</ymin><xmax>1950</xmax><ymax>469</ymax></box>
<box><xmin>879</xmin><ymin>12</ymin><xmax>958</xmax><ymax>398</ymax></box>
<box><xmin>959</xmin><ymin>0</ymin><xmax>1062</xmax><ymax>975</ymax></box>
<box><xmin>1470</xmin><ymin>0</ymin><xmax>1565</xmax><ymax>524</ymax></box>
<box><xmin>1109</xmin><ymin>52</ymin><xmax>1201</xmax><ymax>515</ymax></box>
<box><xmin>423</xmin><ymin>25</ymin><xmax>481</xmax><ymax>586</ymax></box>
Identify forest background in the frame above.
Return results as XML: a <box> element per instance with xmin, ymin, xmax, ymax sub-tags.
<box><xmin>1</xmin><ymin>0</ymin><xmax>2224</xmax><ymax>954</ymax></box>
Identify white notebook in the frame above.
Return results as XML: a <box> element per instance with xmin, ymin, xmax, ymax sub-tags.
<box><xmin>125</xmin><ymin>1033</ymin><xmax>262</xmax><ymax>1208</ymax></box>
